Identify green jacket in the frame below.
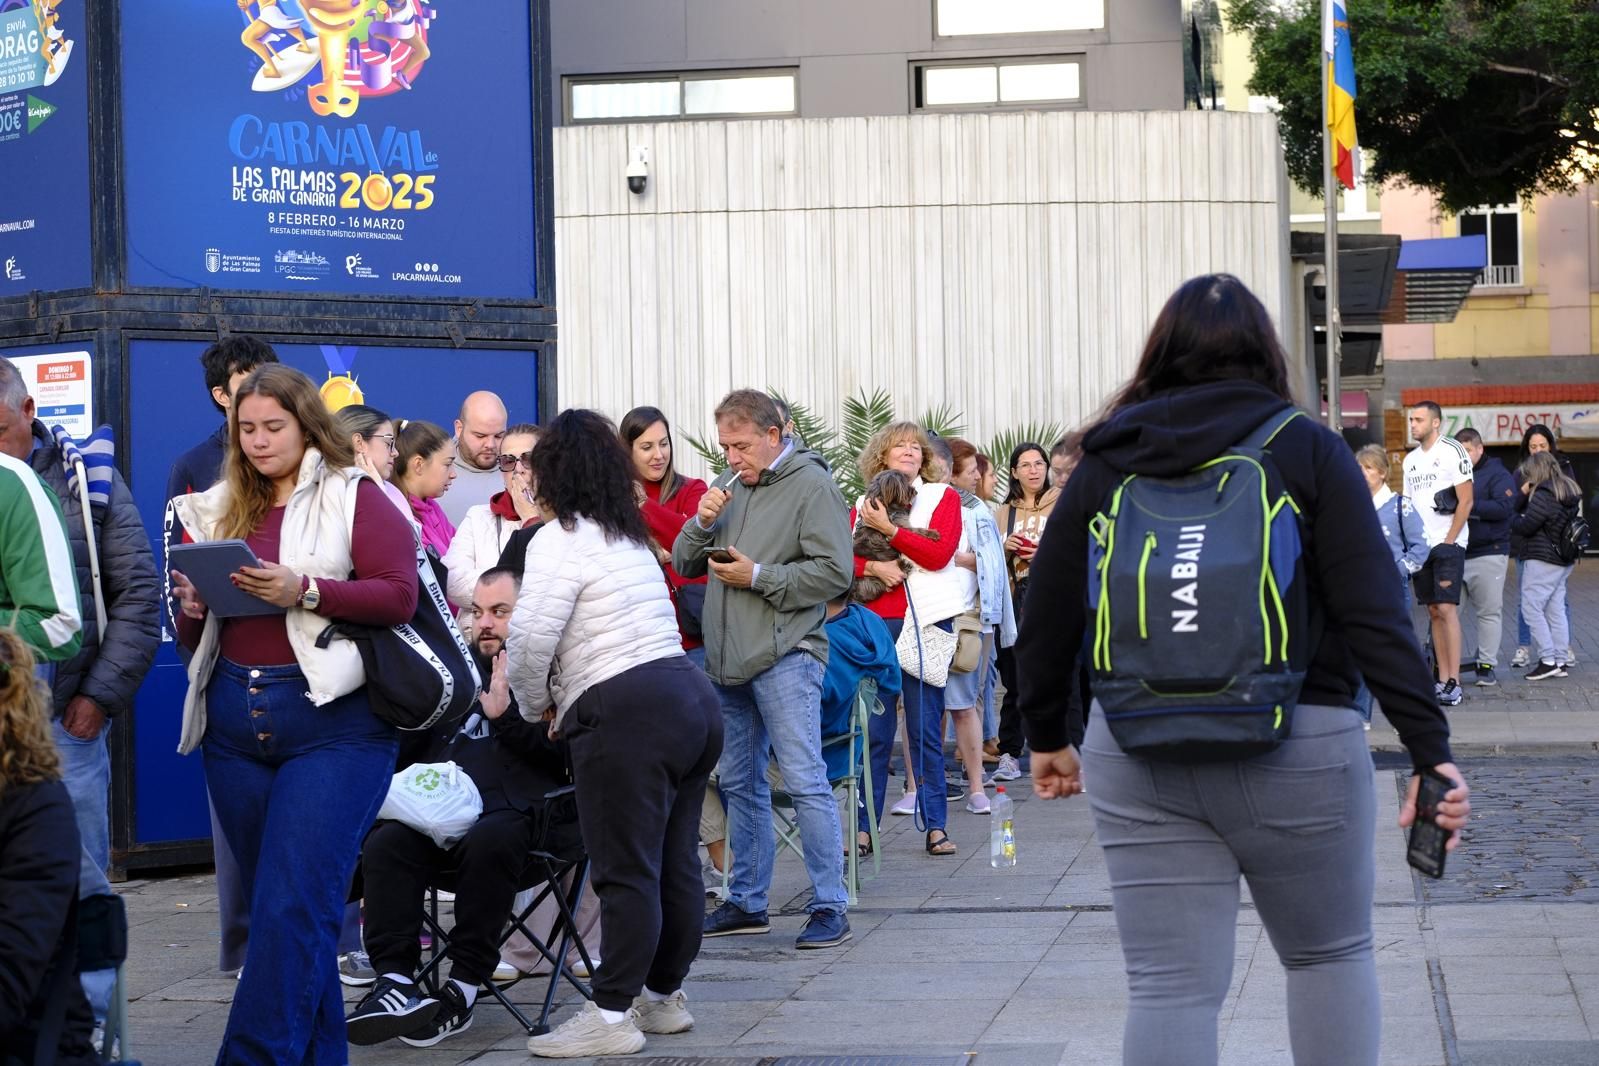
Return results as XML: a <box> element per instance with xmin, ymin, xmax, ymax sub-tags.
<box><xmin>672</xmin><ymin>444</ymin><xmax>852</xmax><ymax>685</ymax></box>
<box><xmin>0</xmin><ymin>453</ymin><xmax>83</xmax><ymax>662</ymax></box>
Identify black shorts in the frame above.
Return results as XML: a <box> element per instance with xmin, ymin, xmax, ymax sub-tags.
<box><xmin>1413</xmin><ymin>543</ymin><xmax>1466</xmax><ymax>605</ymax></box>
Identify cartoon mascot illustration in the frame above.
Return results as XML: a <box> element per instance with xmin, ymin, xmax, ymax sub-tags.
<box><xmin>237</xmin><ymin>0</ymin><xmax>314</xmax><ymax>82</ymax></box>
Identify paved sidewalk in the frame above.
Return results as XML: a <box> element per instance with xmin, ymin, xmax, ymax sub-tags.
<box><xmin>119</xmin><ymin>568</ymin><xmax>1598</xmax><ymax>1064</ymax></box>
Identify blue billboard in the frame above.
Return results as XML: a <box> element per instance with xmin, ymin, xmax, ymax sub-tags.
<box><xmin>120</xmin><ymin>1</ymin><xmax>539</xmax><ymax>300</ymax></box>
<box><xmin>0</xmin><ymin>0</ymin><xmax>92</xmax><ymax>293</ymax></box>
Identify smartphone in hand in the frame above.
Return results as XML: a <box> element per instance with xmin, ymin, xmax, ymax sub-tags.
<box><xmin>705</xmin><ymin>547</ymin><xmax>735</xmax><ymax>565</ymax></box>
<box><xmin>1407</xmin><ymin>767</ymin><xmax>1456</xmax><ymax>879</ymax></box>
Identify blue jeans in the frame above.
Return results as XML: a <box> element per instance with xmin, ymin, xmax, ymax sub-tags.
<box><xmin>858</xmin><ymin>617</ymin><xmax>950</xmax><ymax>835</ymax></box>
<box><xmin>980</xmin><ymin>634</ymin><xmax>1000</xmax><ymax>741</ymax></box>
<box><xmin>203</xmin><ymin>660</ymin><xmax>397</xmax><ymax>1066</ymax></box>
<box><xmin>51</xmin><ymin>717</ymin><xmax>116</xmax><ymax>1022</ymax></box>
<box><xmin>715</xmin><ymin>651</ymin><xmax>846</xmax><ymax>914</ymax></box>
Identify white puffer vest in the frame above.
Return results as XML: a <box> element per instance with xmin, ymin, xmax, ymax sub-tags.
<box><xmin>169</xmin><ymin>450</ymin><xmax>370</xmax><ymax>754</ymax></box>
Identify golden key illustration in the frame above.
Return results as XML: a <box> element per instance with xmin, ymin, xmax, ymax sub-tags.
<box><xmin>301</xmin><ymin>0</ymin><xmax>363</xmax><ymax>118</ymax></box>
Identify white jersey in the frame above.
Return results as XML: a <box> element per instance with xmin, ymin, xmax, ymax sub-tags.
<box><xmin>1402</xmin><ymin>435</ymin><xmax>1474</xmax><ymax>549</ymax></box>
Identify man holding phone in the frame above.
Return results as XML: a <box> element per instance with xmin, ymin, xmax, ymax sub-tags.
<box><xmin>672</xmin><ymin>389</ymin><xmax>854</xmax><ymax>951</ymax></box>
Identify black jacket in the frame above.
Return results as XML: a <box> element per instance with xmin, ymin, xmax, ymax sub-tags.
<box><xmin>165</xmin><ymin>422</ymin><xmax>228</xmax><ymax>499</ymax></box>
<box><xmin>1464</xmin><ymin>456</ymin><xmax>1516</xmax><ymax>559</ymax></box>
<box><xmin>1511</xmin><ymin>484</ymin><xmax>1578</xmax><ymax>566</ymax></box>
<box><xmin>0</xmin><ymin>780</ymin><xmax>98</xmax><ymax>1066</ymax></box>
<box><xmin>399</xmin><ymin>655</ymin><xmax>578</xmax><ymax>850</ymax></box>
<box><xmin>1016</xmin><ymin>380</ymin><xmax>1452</xmax><ymax>771</ymax></box>
<box><xmin>27</xmin><ymin>422</ymin><xmax>161</xmax><ymax>718</ymax></box>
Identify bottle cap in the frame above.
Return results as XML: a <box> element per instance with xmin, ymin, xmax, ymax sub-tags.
<box><xmin>995</xmin><ymin>786</ymin><xmax>1006</xmax><ymax>793</ymax></box>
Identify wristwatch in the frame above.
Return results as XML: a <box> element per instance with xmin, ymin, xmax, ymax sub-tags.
<box><xmin>298</xmin><ymin>576</ymin><xmax>322</xmax><ymax>611</ymax></box>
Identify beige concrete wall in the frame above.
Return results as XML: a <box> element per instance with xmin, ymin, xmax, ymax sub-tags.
<box><xmin>553</xmin><ymin>110</ymin><xmax>1290</xmax><ymax>465</ymax></box>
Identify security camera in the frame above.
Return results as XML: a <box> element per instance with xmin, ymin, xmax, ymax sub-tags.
<box><xmin>626</xmin><ymin>146</ymin><xmax>649</xmax><ymax>195</ymax></box>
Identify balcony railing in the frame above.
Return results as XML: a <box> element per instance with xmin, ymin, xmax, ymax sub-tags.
<box><xmin>1477</xmin><ymin>264</ymin><xmax>1522</xmax><ymax>288</ymax></box>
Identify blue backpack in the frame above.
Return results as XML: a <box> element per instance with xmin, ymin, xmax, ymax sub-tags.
<box><xmin>1086</xmin><ymin>408</ymin><xmax>1311</xmax><ymax>761</ymax></box>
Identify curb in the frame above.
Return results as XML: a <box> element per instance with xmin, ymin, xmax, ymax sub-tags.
<box><xmin>1369</xmin><ymin>741</ymin><xmax>1599</xmax><ymax>758</ymax></box>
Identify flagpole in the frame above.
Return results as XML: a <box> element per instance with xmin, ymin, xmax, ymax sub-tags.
<box><xmin>1322</xmin><ymin>0</ymin><xmax>1343</xmax><ymax>431</ymax></box>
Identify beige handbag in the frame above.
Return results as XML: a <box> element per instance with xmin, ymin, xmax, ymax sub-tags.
<box><xmin>948</xmin><ymin>611</ymin><xmax>984</xmax><ymax>674</ymax></box>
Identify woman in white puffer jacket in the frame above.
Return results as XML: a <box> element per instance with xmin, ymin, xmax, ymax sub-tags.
<box><xmin>442</xmin><ymin>423</ymin><xmax>540</xmax><ymax>607</ymax></box>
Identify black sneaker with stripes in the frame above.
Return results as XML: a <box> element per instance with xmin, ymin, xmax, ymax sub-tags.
<box><xmin>399</xmin><ymin>979</ymin><xmax>475</xmax><ymax>1047</ymax></box>
<box><xmin>345</xmin><ymin>976</ymin><xmax>439</xmax><ymax>1046</ymax></box>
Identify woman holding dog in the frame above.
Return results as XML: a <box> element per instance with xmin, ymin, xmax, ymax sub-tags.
<box><xmin>851</xmin><ymin>423</ymin><xmax>971</xmax><ymax>856</ymax></box>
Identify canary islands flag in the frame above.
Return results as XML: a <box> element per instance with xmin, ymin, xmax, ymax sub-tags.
<box><xmin>1325</xmin><ymin>0</ymin><xmax>1357</xmax><ymax>189</ymax></box>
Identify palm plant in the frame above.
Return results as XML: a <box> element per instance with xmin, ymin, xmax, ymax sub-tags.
<box><xmin>982</xmin><ymin>422</ymin><xmax>1066</xmax><ymax>503</ymax></box>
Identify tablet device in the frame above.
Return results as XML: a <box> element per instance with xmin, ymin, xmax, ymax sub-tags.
<box><xmin>169</xmin><ymin>541</ymin><xmax>287</xmax><ymax>618</ymax></box>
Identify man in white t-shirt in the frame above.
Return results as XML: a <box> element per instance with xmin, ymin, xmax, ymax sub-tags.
<box><xmin>1402</xmin><ymin>401</ymin><xmax>1475</xmax><ymax>706</ymax></box>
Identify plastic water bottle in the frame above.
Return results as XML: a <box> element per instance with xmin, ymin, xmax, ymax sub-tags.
<box><xmin>990</xmin><ymin>786</ymin><xmax>1016</xmax><ymax>868</ymax></box>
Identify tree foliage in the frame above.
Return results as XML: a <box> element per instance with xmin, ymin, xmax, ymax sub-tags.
<box><xmin>1228</xmin><ymin>0</ymin><xmax>1599</xmax><ymax>213</ymax></box>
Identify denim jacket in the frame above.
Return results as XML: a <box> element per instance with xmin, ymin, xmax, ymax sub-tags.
<box><xmin>959</xmin><ymin>491</ymin><xmax>1017</xmax><ymax>647</ymax></box>
<box><xmin>1373</xmin><ymin>486</ymin><xmax>1429</xmax><ymax>580</ymax></box>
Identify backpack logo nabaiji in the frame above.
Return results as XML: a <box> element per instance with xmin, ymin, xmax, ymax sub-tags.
<box><xmin>1087</xmin><ymin>408</ymin><xmax>1310</xmax><ymax>761</ymax></box>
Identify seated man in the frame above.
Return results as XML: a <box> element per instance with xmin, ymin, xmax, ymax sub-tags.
<box><xmin>346</xmin><ymin>568</ymin><xmax>579</xmax><ymax>1049</ymax></box>
<box><xmin>700</xmin><ymin>592</ymin><xmax>899</xmax><ymax>873</ymax></box>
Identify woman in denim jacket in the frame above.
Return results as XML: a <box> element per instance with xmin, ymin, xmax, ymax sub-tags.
<box><xmin>1354</xmin><ymin>445</ymin><xmax>1428</xmax><ymax>722</ymax></box>
<box><xmin>943</xmin><ymin>439</ymin><xmax>1015</xmax><ymax>814</ymax></box>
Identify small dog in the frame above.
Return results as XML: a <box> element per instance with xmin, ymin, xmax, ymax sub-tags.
<box><xmin>852</xmin><ymin>471</ymin><xmax>939</xmax><ymax>602</ymax></box>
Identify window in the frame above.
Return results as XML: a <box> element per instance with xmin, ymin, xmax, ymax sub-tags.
<box><xmin>567</xmin><ymin>70</ymin><xmax>797</xmax><ymax>124</ymax></box>
<box><xmin>915</xmin><ymin>58</ymin><xmax>1082</xmax><ymax>111</ymax></box>
<box><xmin>935</xmin><ymin>0</ymin><xmax>1105</xmax><ymax>36</ymax></box>
<box><xmin>1457</xmin><ymin>205</ymin><xmax>1522</xmax><ymax>288</ymax></box>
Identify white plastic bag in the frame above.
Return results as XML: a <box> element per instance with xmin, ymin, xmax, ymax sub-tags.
<box><xmin>377</xmin><ymin>761</ymin><xmax>483</xmax><ymax>847</ymax></box>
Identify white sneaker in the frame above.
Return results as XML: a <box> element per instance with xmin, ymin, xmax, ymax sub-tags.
<box><xmin>992</xmin><ymin>754</ymin><xmax>1024</xmax><ymax>782</ymax></box>
<box><xmin>492</xmin><ymin>957</ymin><xmax>524</xmax><ymax>985</ymax></box>
<box><xmin>1511</xmin><ymin>647</ymin><xmax>1530</xmax><ymax>668</ymax></box>
<box><xmin>528</xmin><ymin>1001</ymin><xmax>646</xmax><ymax>1058</ymax></box>
<box><xmin>889</xmin><ymin>790</ymin><xmax>918</xmax><ymax>816</ymax></box>
<box><xmin>629</xmin><ymin>989</ymin><xmax>694</xmax><ymax>1034</ymax></box>
<box><xmin>569</xmin><ymin>955</ymin><xmax>598</xmax><ymax>979</ymax></box>
<box><xmin>965</xmin><ymin>792</ymin><xmax>991</xmax><ymax>815</ymax></box>
<box><xmin>1564</xmin><ymin>647</ymin><xmax>1577</xmax><ymax>666</ymax></box>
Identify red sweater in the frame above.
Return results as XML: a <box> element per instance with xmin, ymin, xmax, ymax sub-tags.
<box><xmin>641</xmin><ymin>475</ymin><xmax>709</xmax><ymax>648</ymax></box>
<box><xmin>178</xmin><ymin>479</ymin><xmax>419</xmax><ymax>665</ymax></box>
<box><xmin>851</xmin><ymin>487</ymin><xmax>963</xmax><ymax>622</ymax></box>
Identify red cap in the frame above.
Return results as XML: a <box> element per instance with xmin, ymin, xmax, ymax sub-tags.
<box><xmin>995</xmin><ymin>786</ymin><xmax>1006</xmax><ymax>793</ymax></box>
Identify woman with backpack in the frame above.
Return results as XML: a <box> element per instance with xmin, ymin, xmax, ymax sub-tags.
<box><xmin>1016</xmin><ymin>274</ymin><xmax>1470</xmax><ymax>1066</ymax></box>
<box><xmin>1510</xmin><ymin>424</ymin><xmax>1580</xmax><ymax>668</ymax></box>
<box><xmin>169</xmin><ymin>364</ymin><xmax>419</xmax><ymax>1060</ymax></box>
<box><xmin>1511</xmin><ymin>450</ymin><xmax>1582</xmax><ymax>680</ymax></box>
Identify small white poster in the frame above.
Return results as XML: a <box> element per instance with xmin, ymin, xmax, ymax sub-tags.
<box><xmin>7</xmin><ymin>349</ymin><xmax>94</xmax><ymax>438</ymax></box>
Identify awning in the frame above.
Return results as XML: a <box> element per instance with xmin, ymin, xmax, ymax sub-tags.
<box><xmin>1386</xmin><ymin>236</ymin><xmax>1489</xmax><ymax>324</ymax></box>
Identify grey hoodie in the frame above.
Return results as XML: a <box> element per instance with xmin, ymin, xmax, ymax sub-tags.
<box><xmin>672</xmin><ymin>444</ymin><xmax>852</xmax><ymax>686</ymax></box>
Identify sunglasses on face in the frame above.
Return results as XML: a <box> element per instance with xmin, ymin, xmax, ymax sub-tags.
<box><xmin>496</xmin><ymin>451</ymin><xmax>535</xmax><ymax>472</ymax></box>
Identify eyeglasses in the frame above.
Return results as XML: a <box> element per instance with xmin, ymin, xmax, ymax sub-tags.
<box><xmin>368</xmin><ymin>433</ymin><xmax>396</xmax><ymax>452</ymax></box>
<box><xmin>496</xmin><ymin>451</ymin><xmax>535</xmax><ymax>472</ymax></box>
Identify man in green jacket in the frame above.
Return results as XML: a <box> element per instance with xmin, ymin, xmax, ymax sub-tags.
<box><xmin>673</xmin><ymin>389</ymin><xmax>853</xmax><ymax>951</ymax></box>
<box><xmin>0</xmin><ymin>449</ymin><xmax>82</xmax><ymax>662</ymax></box>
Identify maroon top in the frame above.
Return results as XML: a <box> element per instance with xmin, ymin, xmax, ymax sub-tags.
<box><xmin>179</xmin><ymin>479</ymin><xmax>419</xmax><ymax>665</ymax></box>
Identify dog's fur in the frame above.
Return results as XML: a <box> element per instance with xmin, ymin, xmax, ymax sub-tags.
<box><xmin>852</xmin><ymin>471</ymin><xmax>939</xmax><ymax>602</ymax></box>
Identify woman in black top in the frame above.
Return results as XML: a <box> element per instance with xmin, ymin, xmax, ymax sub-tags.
<box><xmin>1016</xmin><ymin>274</ymin><xmax>1470</xmax><ymax>1066</ymax></box>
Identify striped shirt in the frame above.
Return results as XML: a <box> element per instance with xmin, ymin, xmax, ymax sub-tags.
<box><xmin>0</xmin><ymin>452</ymin><xmax>83</xmax><ymax>661</ymax></box>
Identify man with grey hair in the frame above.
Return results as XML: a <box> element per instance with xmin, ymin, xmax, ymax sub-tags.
<box><xmin>0</xmin><ymin>356</ymin><xmax>160</xmax><ymax>1028</ymax></box>
<box><xmin>673</xmin><ymin>389</ymin><xmax>854</xmax><ymax>950</ymax></box>
<box><xmin>442</xmin><ymin>390</ymin><xmax>510</xmax><ymax>525</ymax></box>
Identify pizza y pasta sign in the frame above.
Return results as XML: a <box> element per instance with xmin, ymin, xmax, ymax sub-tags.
<box><xmin>119</xmin><ymin>1</ymin><xmax>539</xmax><ymax>300</ymax></box>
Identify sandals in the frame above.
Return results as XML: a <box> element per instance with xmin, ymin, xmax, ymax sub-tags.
<box><xmin>925</xmin><ymin>829</ymin><xmax>957</xmax><ymax>856</ymax></box>
<box><xmin>848</xmin><ymin>833</ymin><xmax>874</xmax><ymax>859</ymax></box>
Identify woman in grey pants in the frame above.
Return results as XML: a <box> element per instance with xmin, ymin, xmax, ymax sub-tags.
<box><xmin>1014</xmin><ymin>274</ymin><xmax>1472</xmax><ymax>1066</ymax></box>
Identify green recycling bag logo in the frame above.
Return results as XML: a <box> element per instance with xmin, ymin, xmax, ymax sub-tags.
<box><xmin>412</xmin><ymin>767</ymin><xmax>442</xmax><ymax>792</ymax></box>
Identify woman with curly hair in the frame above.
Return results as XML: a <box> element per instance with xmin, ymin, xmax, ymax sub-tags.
<box><xmin>850</xmin><ymin>422</ymin><xmax>968</xmax><ymax>856</ymax></box>
<box><xmin>508</xmin><ymin>410</ymin><xmax>722</xmax><ymax>1059</ymax></box>
<box><xmin>0</xmin><ymin>627</ymin><xmax>99</xmax><ymax>1063</ymax></box>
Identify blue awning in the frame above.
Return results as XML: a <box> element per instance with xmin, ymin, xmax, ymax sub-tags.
<box><xmin>1388</xmin><ymin>235</ymin><xmax>1488</xmax><ymax>323</ymax></box>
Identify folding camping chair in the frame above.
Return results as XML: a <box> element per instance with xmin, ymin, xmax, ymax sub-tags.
<box><xmin>770</xmin><ymin>677</ymin><xmax>883</xmax><ymax>904</ymax></box>
<box><xmin>415</xmin><ymin>785</ymin><xmax>596</xmax><ymax>1037</ymax></box>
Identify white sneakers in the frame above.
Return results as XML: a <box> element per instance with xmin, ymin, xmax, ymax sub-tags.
<box><xmin>889</xmin><ymin>790</ymin><xmax>918</xmax><ymax>816</ymax></box>
<box><xmin>629</xmin><ymin>989</ymin><xmax>695</xmax><ymax>1034</ymax></box>
<box><xmin>527</xmin><ymin>990</ymin><xmax>694</xmax><ymax>1058</ymax></box>
<box><xmin>527</xmin><ymin>1002</ymin><xmax>646</xmax><ymax>1058</ymax></box>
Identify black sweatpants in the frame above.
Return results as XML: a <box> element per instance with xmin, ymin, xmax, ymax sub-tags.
<box><xmin>996</xmin><ymin>646</ymin><xmax>1026</xmax><ymax>759</ymax></box>
<box><xmin>563</xmin><ymin>656</ymin><xmax>723</xmax><ymax>1012</ymax></box>
<box><xmin>361</xmin><ymin>809</ymin><xmax>536</xmax><ymax>988</ymax></box>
